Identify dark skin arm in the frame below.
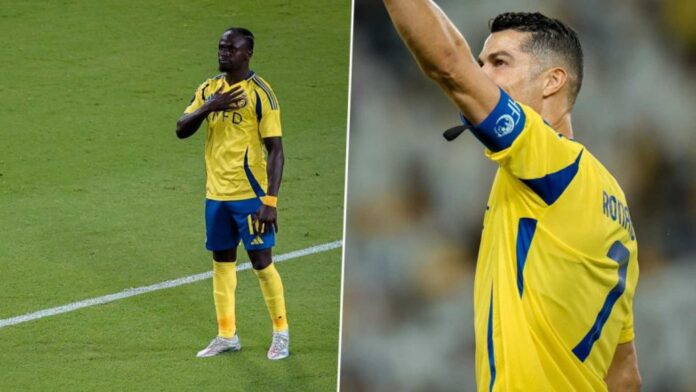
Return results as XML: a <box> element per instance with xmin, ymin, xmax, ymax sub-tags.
<box><xmin>253</xmin><ymin>136</ymin><xmax>284</xmax><ymax>234</ymax></box>
<box><xmin>175</xmin><ymin>85</ymin><xmax>245</xmax><ymax>139</ymax></box>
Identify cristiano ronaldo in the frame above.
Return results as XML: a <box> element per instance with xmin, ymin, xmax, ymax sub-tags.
<box><xmin>384</xmin><ymin>2</ymin><xmax>641</xmax><ymax>391</ymax></box>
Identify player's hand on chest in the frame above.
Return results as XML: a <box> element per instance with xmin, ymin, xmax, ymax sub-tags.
<box><xmin>205</xmin><ymin>84</ymin><xmax>249</xmax><ymax>115</ymax></box>
<box><xmin>206</xmin><ymin>85</ymin><xmax>254</xmax><ymax>126</ymax></box>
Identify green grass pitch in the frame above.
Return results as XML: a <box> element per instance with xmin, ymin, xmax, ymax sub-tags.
<box><xmin>0</xmin><ymin>0</ymin><xmax>350</xmax><ymax>390</ymax></box>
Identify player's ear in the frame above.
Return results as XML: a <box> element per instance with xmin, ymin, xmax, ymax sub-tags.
<box><xmin>542</xmin><ymin>67</ymin><xmax>568</xmax><ymax>99</ymax></box>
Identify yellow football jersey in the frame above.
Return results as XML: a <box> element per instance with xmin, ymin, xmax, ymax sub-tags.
<box><xmin>470</xmin><ymin>90</ymin><xmax>638</xmax><ymax>391</ymax></box>
<box><xmin>184</xmin><ymin>72</ymin><xmax>282</xmax><ymax>201</ymax></box>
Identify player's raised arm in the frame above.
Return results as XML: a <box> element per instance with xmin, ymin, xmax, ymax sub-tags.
<box><xmin>383</xmin><ymin>0</ymin><xmax>499</xmax><ymax>124</ymax></box>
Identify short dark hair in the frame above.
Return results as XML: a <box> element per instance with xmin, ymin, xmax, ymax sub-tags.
<box><xmin>224</xmin><ymin>27</ymin><xmax>255</xmax><ymax>51</ymax></box>
<box><xmin>490</xmin><ymin>12</ymin><xmax>583</xmax><ymax>105</ymax></box>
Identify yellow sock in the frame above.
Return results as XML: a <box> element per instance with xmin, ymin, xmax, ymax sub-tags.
<box><xmin>253</xmin><ymin>263</ymin><xmax>288</xmax><ymax>332</ymax></box>
<box><xmin>212</xmin><ymin>261</ymin><xmax>237</xmax><ymax>338</ymax></box>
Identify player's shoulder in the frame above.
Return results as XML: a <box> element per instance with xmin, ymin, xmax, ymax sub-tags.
<box><xmin>249</xmin><ymin>73</ymin><xmax>274</xmax><ymax>89</ymax></box>
<box><xmin>248</xmin><ymin>72</ymin><xmax>279</xmax><ymax>109</ymax></box>
<box><xmin>573</xmin><ymin>141</ymin><xmax>629</xmax><ymax>200</ymax></box>
<box><xmin>519</xmin><ymin>103</ymin><xmax>562</xmax><ymax>135</ymax></box>
<box><xmin>193</xmin><ymin>74</ymin><xmax>225</xmax><ymax>91</ymax></box>
<box><xmin>206</xmin><ymin>73</ymin><xmax>226</xmax><ymax>85</ymax></box>
<box><xmin>517</xmin><ymin>102</ymin><xmax>585</xmax><ymax>154</ymax></box>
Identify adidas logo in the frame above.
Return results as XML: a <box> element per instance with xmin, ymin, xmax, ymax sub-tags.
<box><xmin>251</xmin><ymin>236</ymin><xmax>264</xmax><ymax>245</ymax></box>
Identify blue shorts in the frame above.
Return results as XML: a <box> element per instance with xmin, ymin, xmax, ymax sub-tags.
<box><xmin>205</xmin><ymin>198</ymin><xmax>275</xmax><ymax>251</ymax></box>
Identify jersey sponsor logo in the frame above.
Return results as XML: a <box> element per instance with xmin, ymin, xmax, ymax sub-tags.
<box><xmin>602</xmin><ymin>191</ymin><xmax>636</xmax><ymax>241</ymax></box>
<box><xmin>210</xmin><ymin>111</ymin><xmax>244</xmax><ymax>124</ymax></box>
<box><xmin>494</xmin><ymin>99</ymin><xmax>522</xmax><ymax>137</ymax></box>
<box><xmin>229</xmin><ymin>96</ymin><xmax>247</xmax><ymax>110</ymax></box>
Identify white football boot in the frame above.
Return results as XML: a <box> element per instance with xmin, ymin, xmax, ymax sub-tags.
<box><xmin>267</xmin><ymin>331</ymin><xmax>290</xmax><ymax>360</ymax></box>
<box><xmin>196</xmin><ymin>335</ymin><xmax>241</xmax><ymax>358</ymax></box>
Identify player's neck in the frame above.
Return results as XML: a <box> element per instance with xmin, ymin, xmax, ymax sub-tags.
<box><xmin>550</xmin><ymin>112</ymin><xmax>574</xmax><ymax>139</ymax></box>
<box><xmin>541</xmin><ymin>98</ymin><xmax>574</xmax><ymax>139</ymax></box>
<box><xmin>225</xmin><ymin>68</ymin><xmax>251</xmax><ymax>85</ymax></box>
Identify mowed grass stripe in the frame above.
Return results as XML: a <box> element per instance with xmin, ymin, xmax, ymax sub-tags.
<box><xmin>0</xmin><ymin>241</ymin><xmax>342</xmax><ymax>329</ymax></box>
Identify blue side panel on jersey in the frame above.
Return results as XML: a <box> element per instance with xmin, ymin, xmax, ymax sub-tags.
<box><xmin>470</xmin><ymin>88</ymin><xmax>526</xmax><ymax>152</ymax></box>
<box><xmin>572</xmin><ymin>241</ymin><xmax>630</xmax><ymax>361</ymax></box>
<box><xmin>521</xmin><ymin>150</ymin><xmax>583</xmax><ymax>206</ymax></box>
<box><xmin>255</xmin><ymin>91</ymin><xmax>262</xmax><ymax>122</ymax></box>
<box><xmin>243</xmin><ymin>148</ymin><xmax>266</xmax><ymax>198</ymax></box>
<box><xmin>488</xmin><ymin>288</ymin><xmax>496</xmax><ymax>391</ymax></box>
<box><xmin>516</xmin><ymin>218</ymin><xmax>538</xmax><ymax>297</ymax></box>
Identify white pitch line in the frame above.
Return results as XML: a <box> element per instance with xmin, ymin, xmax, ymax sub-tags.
<box><xmin>0</xmin><ymin>240</ymin><xmax>342</xmax><ymax>329</ymax></box>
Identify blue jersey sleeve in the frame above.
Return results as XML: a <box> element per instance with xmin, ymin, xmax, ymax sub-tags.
<box><xmin>468</xmin><ymin>89</ymin><xmax>585</xmax><ymax>206</ymax></box>
<box><xmin>468</xmin><ymin>88</ymin><xmax>526</xmax><ymax>152</ymax></box>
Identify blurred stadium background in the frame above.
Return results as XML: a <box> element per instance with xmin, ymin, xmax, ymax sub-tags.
<box><xmin>341</xmin><ymin>0</ymin><xmax>695</xmax><ymax>391</ymax></box>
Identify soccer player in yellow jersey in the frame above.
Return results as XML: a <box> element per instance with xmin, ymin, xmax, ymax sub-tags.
<box><xmin>384</xmin><ymin>3</ymin><xmax>641</xmax><ymax>391</ymax></box>
<box><xmin>175</xmin><ymin>27</ymin><xmax>289</xmax><ymax>360</ymax></box>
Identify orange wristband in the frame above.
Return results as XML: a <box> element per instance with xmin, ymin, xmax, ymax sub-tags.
<box><xmin>261</xmin><ymin>195</ymin><xmax>278</xmax><ymax>208</ymax></box>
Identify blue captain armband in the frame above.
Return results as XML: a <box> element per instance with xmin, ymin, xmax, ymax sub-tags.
<box><xmin>467</xmin><ymin>88</ymin><xmax>526</xmax><ymax>152</ymax></box>
<box><xmin>459</xmin><ymin>113</ymin><xmax>473</xmax><ymax>127</ymax></box>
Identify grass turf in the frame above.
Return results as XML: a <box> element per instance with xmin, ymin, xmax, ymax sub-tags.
<box><xmin>0</xmin><ymin>0</ymin><xmax>350</xmax><ymax>390</ymax></box>
<box><xmin>0</xmin><ymin>251</ymin><xmax>342</xmax><ymax>391</ymax></box>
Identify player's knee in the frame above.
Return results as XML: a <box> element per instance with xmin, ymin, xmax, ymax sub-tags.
<box><xmin>250</xmin><ymin>258</ymin><xmax>272</xmax><ymax>270</ymax></box>
<box><xmin>248</xmin><ymin>249</ymin><xmax>272</xmax><ymax>270</ymax></box>
<box><xmin>213</xmin><ymin>249</ymin><xmax>237</xmax><ymax>262</ymax></box>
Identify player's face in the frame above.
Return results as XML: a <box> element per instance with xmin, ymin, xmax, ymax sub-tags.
<box><xmin>478</xmin><ymin>30</ymin><xmax>546</xmax><ymax>111</ymax></box>
<box><xmin>218</xmin><ymin>32</ymin><xmax>251</xmax><ymax>72</ymax></box>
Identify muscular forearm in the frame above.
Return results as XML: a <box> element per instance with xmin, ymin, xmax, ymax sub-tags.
<box><xmin>264</xmin><ymin>138</ymin><xmax>284</xmax><ymax>196</ymax></box>
<box><xmin>383</xmin><ymin>0</ymin><xmax>498</xmax><ymax>124</ymax></box>
<box><xmin>606</xmin><ymin>342</ymin><xmax>642</xmax><ymax>392</ymax></box>
<box><xmin>257</xmin><ymin>138</ymin><xmax>283</xmax><ymax>233</ymax></box>
<box><xmin>175</xmin><ymin>106</ymin><xmax>210</xmax><ymax>139</ymax></box>
<box><xmin>383</xmin><ymin>0</ymin><xmax>475</xmax><ymax>80</ymax></box>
